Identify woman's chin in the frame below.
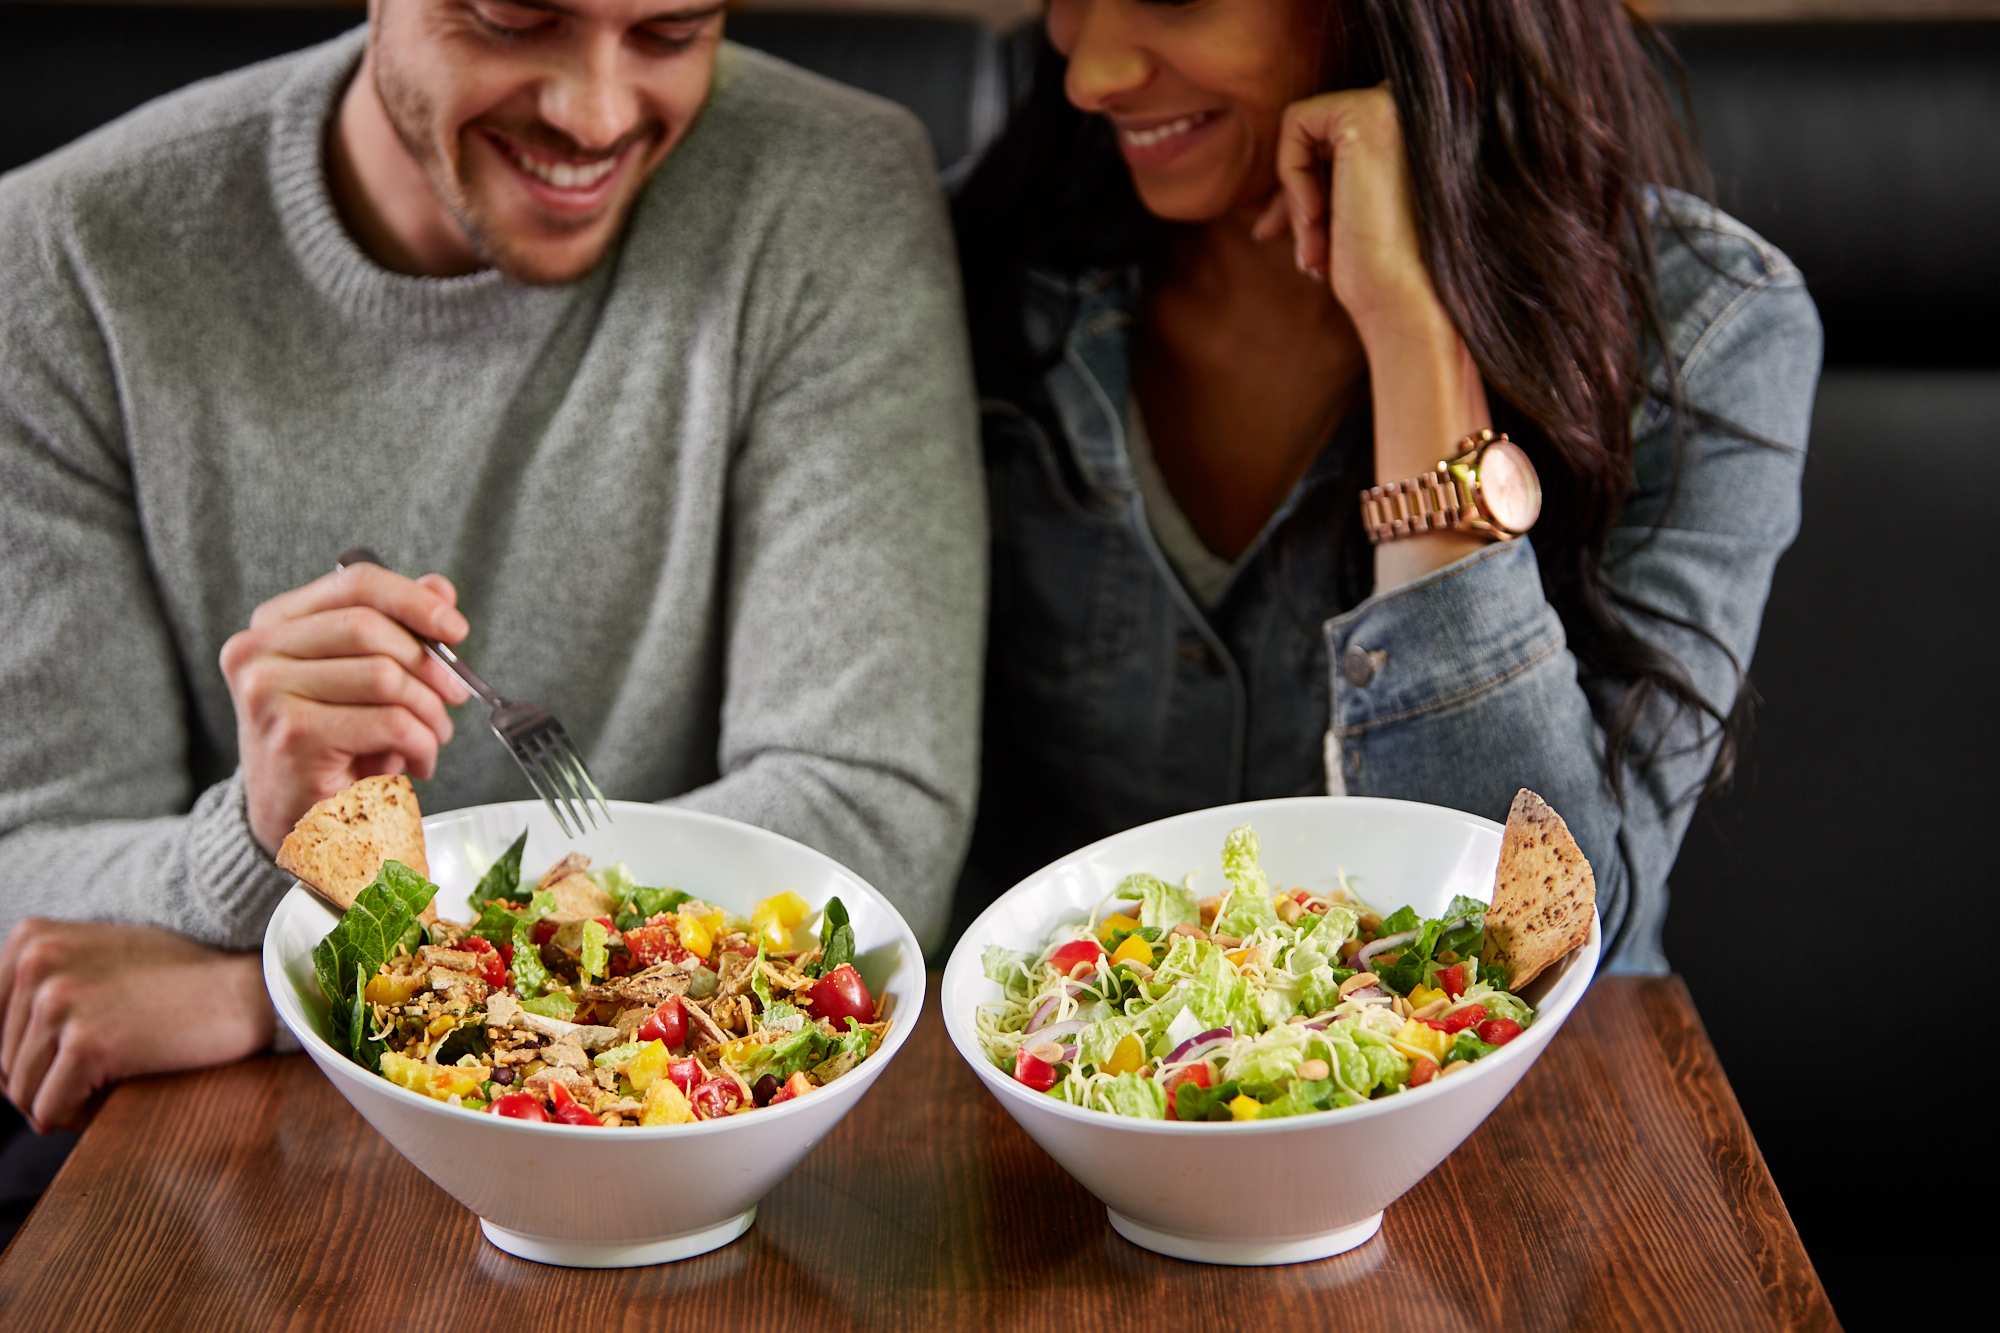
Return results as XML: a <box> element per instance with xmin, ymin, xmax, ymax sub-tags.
<box><xmin>1129</xmin><ymin>177</ymin><xmax>1239</xmax><ymax>226</ymax></box>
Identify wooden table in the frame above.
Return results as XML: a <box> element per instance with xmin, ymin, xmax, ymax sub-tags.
<box><xmin>0</xmin><ymin>976</ymin><xmax>1835</xmax><ymax>1331</ymax></box>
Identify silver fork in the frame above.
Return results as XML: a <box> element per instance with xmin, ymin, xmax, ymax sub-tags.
<box><xmin>336</xmin><ymin>548</ymin><xmax>611</xmax><ymax>838</ymax></box>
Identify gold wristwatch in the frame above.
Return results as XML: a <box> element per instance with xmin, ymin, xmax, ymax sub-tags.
<box><xmin>1360</xmin><ymin>428</ymin><xmax>1542</xmax><ymax>545</ymax></box>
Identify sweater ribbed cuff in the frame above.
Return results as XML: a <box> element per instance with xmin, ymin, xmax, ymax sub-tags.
<box><xmin>181</xmin><ymin>770</ymin><xmax>294</xmax><ymax>952</ymax></box>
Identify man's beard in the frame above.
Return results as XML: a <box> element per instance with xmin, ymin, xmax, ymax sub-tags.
<box><xmin>371</xmin><ymin>51</ymin><xmax>634</xmax><ymax>286</ymax></box>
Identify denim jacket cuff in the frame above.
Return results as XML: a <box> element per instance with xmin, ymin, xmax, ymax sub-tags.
<box><xmin>1323</xmin><ymin>537</ymin><xmax>1566</xmax><ymax>735</ymax></box>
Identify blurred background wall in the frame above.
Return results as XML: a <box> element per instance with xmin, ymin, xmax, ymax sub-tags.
<box><xmin>3</xmin><ymin>0</ymin><xmax>1995</xmax><ymax>1322</ymax></box>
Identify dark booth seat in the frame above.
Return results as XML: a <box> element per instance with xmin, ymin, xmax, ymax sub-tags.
<box><xmin>1</xmin><ymin>8</ymin><xmax>1992</xmax><ymax>1321</ymax></box>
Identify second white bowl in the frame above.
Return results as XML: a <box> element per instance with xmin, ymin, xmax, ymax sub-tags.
<box><xmin>942</xmin><ymin>796</ymin><xmax>1598</xmax><ymax>1265</ymax></box>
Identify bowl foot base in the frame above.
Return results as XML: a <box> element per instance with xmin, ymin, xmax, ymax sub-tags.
<box><xmin>1106</xmin><ymin>1208</ymin><xmax>1382</xmax><ymax>1266</ymax></box>
<box><xmin>479</xmin><ymin>1207</ymin><xmax>756</xmax><ymax>1268</ymax></box>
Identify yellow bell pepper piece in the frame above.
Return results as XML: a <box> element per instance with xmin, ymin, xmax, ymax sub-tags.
<box><xmin>364</xmin><ymin>973</ymin><xmax>424</xmax><ymax>1007</ymax></box>
<box><xmin>717</xmin><ymin>1035</ymin><xmax>763</xmax><ymax>1067</ymax></box>
<box><xmin>624</xmin><ymin>1039</ymin><xmax>670</xmax><ymax>1093</ymax></box>
<box><xmin>751</xmin><ymin>908</ymin><xmax>792</xmax><ymax>953</ymax></box>
<box><xmin>1394</xmin><ymin>1019</ymin><xmax>1452</xmax><ymax>1064</ymax></box>
<box><xmin>1228</xmin><ymin>1094</ymin><xmax>1263</xmax><ymax>1121</ymax></box>
<box><xmin>1097</xmin><ymin>912</ymin><xmax>1141</xmax><ymax>943</ymax></box>
<box><xmin>1409</xmin><ymin>984</ymin><xmax>1448</xmax><ymax>1011</ymax></box>
<box><xmin>1102</xmin><ymin>1033</ymin><xmax>1144</xmax><ymax>1077</ymax></box>
<box><xmin>379</xmin><ymin>1052</ymin><xmax>483</xmax><ymax>1103</ymax></box>
<box><xmin>677</xmin><ymin>910</ymin><xmax>715</xmax><ymax>959</ymax></box>
<box><xmin>1110</xmin><ymin>934</ymin><xmax>1154</xmax><ymax>967</ymax></box>
<box><xmin>753</xmin><ymin>891</ymin><xmax>810</xmax><ymax>928</ymax></box>
<box><xmin>639</xmin><ymin>1077</ymin><xmax>696</xmax><ymax>1126</ymax></box>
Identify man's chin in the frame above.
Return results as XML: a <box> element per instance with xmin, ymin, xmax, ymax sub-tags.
<box><xmin>461</xmin><ymin>210</ymin><xmax>623</xmax><ymax>287</ymax></box>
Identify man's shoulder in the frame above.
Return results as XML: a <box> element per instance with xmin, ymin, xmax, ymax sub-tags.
<box><xmin>0</xmin><ymin>32</ymin><xmax>352</xmax><ymax>230</ymax></box>
<box><xmin>701</xmin><ymin>42</ymin><xmax>939</xmax><ymax>180</ymax></box>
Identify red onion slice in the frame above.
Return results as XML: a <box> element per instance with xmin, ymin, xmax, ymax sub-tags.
<box><xmin>1164</xmin><ymin>1027</ymin><xmax>1232</xmax><ymax>1068</ymax></box>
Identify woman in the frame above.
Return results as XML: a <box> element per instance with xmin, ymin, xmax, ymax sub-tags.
<box><xmin>950</xmin><ymin>0</ymin><xmax>1819</xmax><ymax>970</ymax></box>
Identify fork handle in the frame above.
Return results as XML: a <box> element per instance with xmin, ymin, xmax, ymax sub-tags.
<box><xmin>335</xmin><ymin>548</ymin><xmax>503</xmax><ymax>709</ymax></box>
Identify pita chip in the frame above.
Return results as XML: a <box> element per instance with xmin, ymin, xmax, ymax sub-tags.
<box><xmin>1480</xmin><ymin>789</ymin><xmax>1595</xmax><ymax>991</ymax></box>
<box><xmin>275</xmin><ymin>775</ymin><xmax>436</xmax><ymax>925</ymax></box>
<box><xmin>535</xmin><ymin>851</ymin><xmax>616</xmax><ymax>921</ymax></box>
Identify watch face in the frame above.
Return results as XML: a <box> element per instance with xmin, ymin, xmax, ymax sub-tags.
<box><xmin>1477</xmin><ymin>440</ymin><xmax>1542</xmax><ymax>534</ymax></box>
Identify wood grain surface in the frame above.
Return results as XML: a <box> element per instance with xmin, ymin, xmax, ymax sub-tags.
<box><xmin>0</xmin><ymin>977</ymin><xmax>1835</xmax><ymax>1332</ymax></box>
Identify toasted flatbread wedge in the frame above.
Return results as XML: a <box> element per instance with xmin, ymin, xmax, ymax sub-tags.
<box><xmin>276</xmin><ymin>775</ymin><xmax>437</xmax><ymax>925</ymax></box>
<box><xmin>1480</xmin><ymin>789</ymin><xmax>1595</xmax><ymax>991</ymax></box>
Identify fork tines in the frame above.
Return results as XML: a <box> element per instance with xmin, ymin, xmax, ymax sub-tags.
<box><xmin>495</xmin><ymin>712</ymin><xmax>611</xmax><ymax>839</ymax></box>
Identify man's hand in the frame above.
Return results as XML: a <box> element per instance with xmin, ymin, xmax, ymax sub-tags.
<box><xmin>220</xmin><ymin>563</ymin><xmax>472</xmax><ymax>854</ymax></box>
<box><xmin>0</xmin><ymin>920</ymin><xmax>277</xmax><ymax>1133</ymax></box>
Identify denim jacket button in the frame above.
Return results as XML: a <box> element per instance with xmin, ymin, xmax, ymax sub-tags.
<box><xmin>1341</xmin><ymin>644</ymin><xmax>1376</xmax><ymax>688</ymax></box>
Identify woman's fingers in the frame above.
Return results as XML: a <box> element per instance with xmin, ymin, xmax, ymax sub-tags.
<box><xmin>1274</xmin><ymin>97</ymin><xmax>1343</xmax><ymax>279</ymax></box>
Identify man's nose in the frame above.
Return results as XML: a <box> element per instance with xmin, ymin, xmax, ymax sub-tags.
<box><xmin>538</xmin><ymin>36</ymin><xmax>641</xmax><ymax>153</ymax></box>
<box><xmin>1056</xmin><ymin>0</ymin><xmax>1152</xmax><ymax>114</ymax></box>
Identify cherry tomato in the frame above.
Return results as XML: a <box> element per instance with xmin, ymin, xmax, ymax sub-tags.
<box><xmin>594</xmin><ymin>916</ymin><xmax>615</xmax><ymax>931</ymax></box>
<box><xmin>1290</xmin><ymin>889</ymin><xmax>1313</xmax><ymax>904</ymax></box>
<box><xmin>460</xmin><ymin>936</ymin><xmax>508</xmax><ymax>988</ymax></box>
<box><xmin>690</xmin><ymin>1077</ymin><xmax>744</xmax><ymax>1120</ymax></box>
<box><xmin>1476</xmin><ymin>1018</ymin><xmax>1523</xmax><ymax>1047</ymax></box>
<box><xmin>636</xmin><ymin>997</ymin><xmax>688</xmax><ymax>1049</ymax></box>
<box><xmin>1013</xmin><ymin>1046</ymin><xmax>1059</xmax><ymax>1093</ymax></box>
<box><xmin>608</xmin><ymin>949</ymin><xmax>637</xmax><ymax>977</ymax></box>
<box><xmin>1435</xmin><ymin>963</ymin><xmax>1466</xmax><ymax>999</ymax></box>
<box><xmin>768</xmin><ymin>1072</ymin><xmax>813</xmax><ymax>1106</ymax></box>
<box><xmin>1416</xmin><ymin>1017</ymin><xmax>1452</xmax><ymax>1033</ymax></box>
<box><xmin>1408</xmin><ymin>1058</ymin><xmax>1439</xmax><ymax>1088</ymax></box>
<box><xmin>490</xmin><ymin>1091</ymin><xmax>547</xmax><ymax>1122</ymax></box>
<box><xmin>1161</xmin><ymin>1062</ymin><xmax>1214</xmax><ymax>1120</ymax></box>
<box><xmin>546</xmin><ymin>1081</ymin><xmax>603</xmax><ymax>1127</ymax></box>
<box><xmin>623</xmin><ymin>923</ymin><xmax>692</xmax><ymax>969</ymax></box>
<box><xmin>1047</xmin><ymin>940</ymin><xmax>1104</xmax><ymax>976</ymax></box>
<box><xmin>806</xmin><ymin>964</ymin><xmax>875</xmax><ymax>1028</ymax></box>
<box><xmin>666</xmin><ymin>1056</ymin><xmax>705</xmax><ymax>1097</ymax></box>
<box><xmin>532</xmin><ymin>919</ymin><xmax>559</xmax><ymax>947</ymax></box>
<box><xmin>1442</xmin><ymin>1003</ymin><xmax>1487</xmax><ymax>1034</ymax></box>
<box><xmin>497</xmin><ymin>940</ymin><xmax>514</xmax><ymax>968</ymax></box>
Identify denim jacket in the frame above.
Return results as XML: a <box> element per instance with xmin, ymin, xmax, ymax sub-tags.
<box><xmin>964</xmin><ymin>191</ymin><xmax>1821</xmax><ymax>972</ymax></box>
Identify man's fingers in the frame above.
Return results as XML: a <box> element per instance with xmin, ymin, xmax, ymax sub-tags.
<box><xmin>258</xmin><ymin>656</ymin><xmax>458</xmax><ymax>746</ymax></box>
<box><xmin>5</xmin><ymin>986</ymin><xmax>62</xmax><ymax>1124</ymax></box>
<box><xmin>248</xmin><ymin>563</ymin><xmax>468</xmax><ymax>643</ymax></box>
<box><xmin>29</xmin><ymin>1039</ymin><xmax>102</xmax><ymax>1134</ymax></box>
<box><xmin>284</xmin><ymin>698</ymin><xmax>446</xmax><ymax>777</ymax></box>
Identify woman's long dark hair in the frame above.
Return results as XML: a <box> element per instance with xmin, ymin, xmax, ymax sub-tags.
<box><xmin>954</xmin><ymin>0</ymin><xmax>1748</xmax><ymax>804</ymax></box>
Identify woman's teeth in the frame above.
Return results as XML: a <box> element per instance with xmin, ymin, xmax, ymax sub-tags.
<box><xmin>508</xmin><ymin>147</ymin><xmax>619</xmax><ymax>190</ymax></box>
<box><xmin>1121</xmin><ymin>113</ymin><xmax>1211</xmax><ymax>150</ymax></box>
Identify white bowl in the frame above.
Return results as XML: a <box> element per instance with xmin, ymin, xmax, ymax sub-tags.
<box><xmin>941</xmin><ymin>796</ymin><xmax>1599</xmax><ymax>1266</ymax></box>
<box><xmin>264</xmin><ymin>800</ymin><xmax>925</xmax><ymax>1268</ymax></box>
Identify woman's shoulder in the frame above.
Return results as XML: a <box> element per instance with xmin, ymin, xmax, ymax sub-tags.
<box><xmin>1645</xmin><ymin>187</ymin><xmax>1820</xmax><ymax>379</ymax></box>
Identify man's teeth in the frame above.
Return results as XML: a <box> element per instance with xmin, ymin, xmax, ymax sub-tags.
<box><xmin>509</xmin><ymin>148</ymin><xmax>619</xmax><ymax>190</ymax></box>
<box><xmin>1122</xmin><ymin>114</ymin><xmax>1208</xmax><ymax>150</ymax></box>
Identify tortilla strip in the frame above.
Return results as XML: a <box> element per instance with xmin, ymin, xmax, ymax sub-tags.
<box><xmin>1480</xmin><ymin>789</ymin><xmax>1595</xmax><ymax>991</ymax></box>
<box><xmin>275</xmin><ymin>774</ymin><xmax>436</xmax><ymax>925</ymax></box>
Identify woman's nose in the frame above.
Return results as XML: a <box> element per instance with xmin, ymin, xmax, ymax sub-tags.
<box><xmin>1049</xmin><ymin>0</ymin><xmax>1152</xmax><ymax>113</ymax></box>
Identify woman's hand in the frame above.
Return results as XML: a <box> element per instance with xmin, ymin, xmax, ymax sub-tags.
<box><xmin>220</xmin><ymin>563</ymin><xmax>471</xmax><ymax>854</ymax></box>
<box><xmin>1253</xmin><ymin>86</ymin><xmax>1495</xmax><ymax>590</ymax></box>
<box><xmin>0</xmin><ymin>920</ymin><xmax>276</xmax><ymax>1132</ymax></box>
<box><xmin>1253</xmin><ymin>86</ymin><xmax>1443</xmax><ymax>346</ymax></box>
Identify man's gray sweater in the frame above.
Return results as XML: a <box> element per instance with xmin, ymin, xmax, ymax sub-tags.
<box><xmin>0</xmin><ymin>31</ymin><xmax>984</xmax><ymax>952</ymax></box>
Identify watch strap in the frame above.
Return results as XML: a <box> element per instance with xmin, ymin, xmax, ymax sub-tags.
<box><xmin>1360</xmin><ymin>468</ymin><xmax>1465</xmax><ymax>544</ymax></box>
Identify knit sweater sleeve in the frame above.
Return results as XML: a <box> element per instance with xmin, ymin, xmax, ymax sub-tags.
<box><xmin>668</xmin><ymin>92</ymin><xmax>986</xmax><ymax>954</ymax></box>
<box><xmin>0</xmin><ymin>170</ymin><xmax>290</xmax><ymax>951</ymax></box>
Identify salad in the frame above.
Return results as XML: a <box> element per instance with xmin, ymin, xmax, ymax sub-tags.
<box><xmin>310</xmin><ymin>831</ymin><xmax>889</xmax><ymax>1127</ymax></box>
<box><xmin>975</xmin><ymin>825</ymin><xmax>1537</xmax><ymax>1121</ymax></box>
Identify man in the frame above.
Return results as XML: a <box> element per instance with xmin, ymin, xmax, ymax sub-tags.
<box><xmin>0</xmin><ymin>0</ymin><xmax>983</xmax><ymax>1131</ymax></box>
